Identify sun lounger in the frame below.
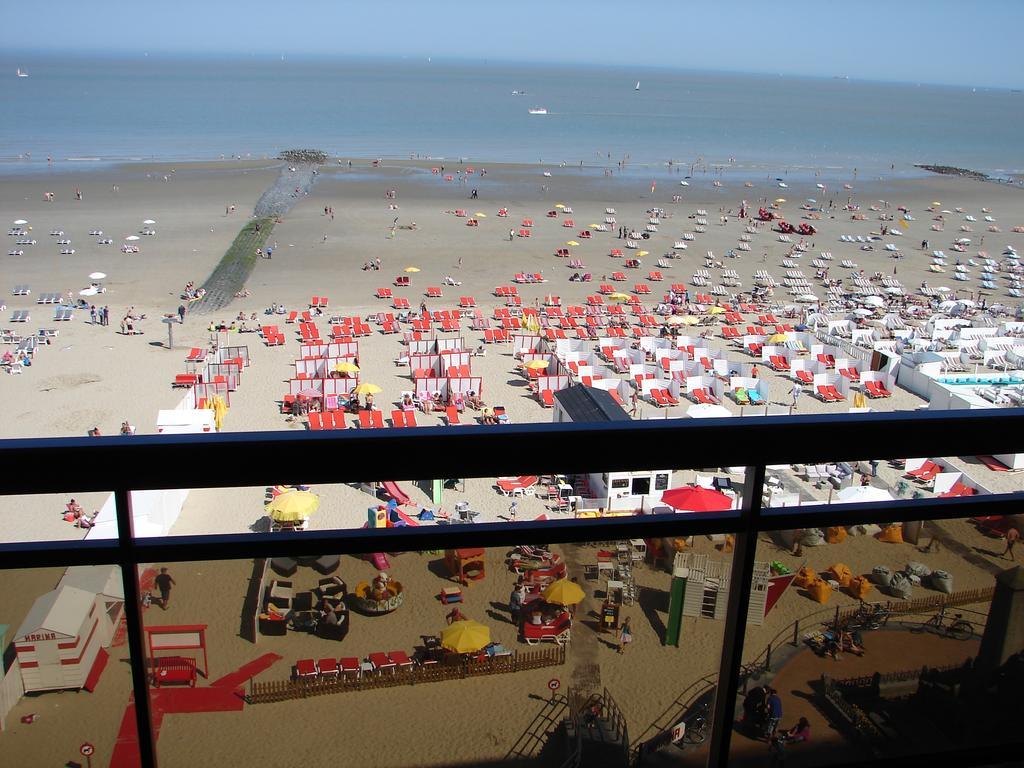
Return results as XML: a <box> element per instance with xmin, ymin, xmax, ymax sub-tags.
<box><xmin>358</xmin><ymin>410</ymin><xmax>384</xmax><ymax>429</ymax></box>
<box><xmin>838</xmin><ymin>367</ymin><xmax>860</xmax><ymax>382</ymax></box>
<box><xmin>906</xmin><ymin>460</ymin><xmax>940</xmax><ymax>482</ymax></box>
<box><xmin>816</xmin><ymin>385</ymin><xmax>838</xmax><ymax>402</ymax></box>
<box><xmin>308</xmin><ymin>412</ymin><xmax>324</xmax><ymax>431</ymax></box>
<box><xmin>376</xmin><ymin>287</ymin><xmax>393</xmax><ymax>299</ymax></box>
<box><xmin>795</xmin><ymin>370</ymin><xmax>814</xmax><ymax>384</ymax></box>
<box><xmin>734</xmin><ymin>387</ymin><xmax>751</xmax><ymax>405</ymax></box>
<box><xmin>748</xmin><ymin>389</ymin><xmax>764</xmax><ymax>405</ymax></box>
<box><xmin>445</xmin><ymin>405</ymin><xmax>461</xmax><ymax>425</ymax></box>
<box><xmin>769</xmin><ymin>355</ymin><xmax>790</xmax><ymax>371</ymax></box>
<box><xmin>864</xmin><ymin>380</ymin><xmax>892</xmax><ymax>398</ymax></box>
<box><xmin>186</xmin><ymin>347</ymin><xmax>206</xmax><ymax>362</ymax></box>
<box><xmin>173</xmin><ymin>373</ymin><xmax>200</xmax><ymax>388</ymax></box>
<box><xmin>692</xmin><ymin>388</ymin><xmax>718</xmax><ymax>405</ymax></box>
<box><xmin>496</xmin><ymin>476</ymin><xmax>538</xmax><ymax>496</ymax></box>
<box><xmin>368</xmin><ymin>652</ymin><xmax>396</xmax><ymax>675</ymax></box>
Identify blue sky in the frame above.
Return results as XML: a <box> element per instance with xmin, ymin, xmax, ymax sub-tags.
<box><xmin>3</xmin><ymin>0</ymin><xmax>1020</xmax><ymax>88</ymax></box>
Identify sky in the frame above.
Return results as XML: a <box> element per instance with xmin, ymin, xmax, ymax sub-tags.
<box><xmin>3</xmin><ymin>0</ymin><xmax>1021</xmax><ymax>89</ymax></box>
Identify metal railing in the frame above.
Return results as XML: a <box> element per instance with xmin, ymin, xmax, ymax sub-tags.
<box><xmin>2</xmin><ymin>409</ymin><xmax>1024</xmax><ymax>768</ymax></box>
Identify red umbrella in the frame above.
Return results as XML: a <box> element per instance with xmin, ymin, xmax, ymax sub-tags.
<box><xmin>660</xmin><ymin>486</ymin><xmax>732</xmax><ymax>512</ymax></box>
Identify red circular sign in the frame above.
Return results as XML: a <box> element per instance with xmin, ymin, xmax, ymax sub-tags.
<box><xmin>547</xmin><ymin>678</ymin><xmax>561</xmax><ymax>691</ymax></box>
<box><xmin>80</xmin><ymin>743</ymin><xmax>95</xmax><ymax>756</ymax></box>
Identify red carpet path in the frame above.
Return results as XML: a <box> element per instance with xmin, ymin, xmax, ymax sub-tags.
<box><xmin>110</xmin><ymin>653</ymin><xmax>283</xmax><ymax>768</ymax></box>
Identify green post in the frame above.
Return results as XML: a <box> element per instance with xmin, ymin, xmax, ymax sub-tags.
<box><xmin>665</xmin><ymin>571</ymin><xmax>687</xmax><ymax>647</ymax></box>
<box><xmin>432</xmin><ymin>478</ymin><xmax>443</xmax><ymax>507</ymax></box>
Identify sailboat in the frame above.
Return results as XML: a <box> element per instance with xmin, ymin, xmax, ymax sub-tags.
<box><xmin>634</xmin><ymin>81</ymin><xmax>640</xmax><ymax>91</ymax></box>
<box><xmin>16</xmin><ymin>68</ymin><xmax>28</xmax><ymax>78</ymax></box>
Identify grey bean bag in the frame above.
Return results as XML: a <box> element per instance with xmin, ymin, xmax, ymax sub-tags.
<box><xmin>887</xmin><ymin>571</ymin><xmax>913</xmax><ymax>599</ymax></box>
<box><xmin>930</xmin><ymin>570</ymin><xmax>954</xmax><ymax>594</ymax></box>
<box><xmin>871</xmin><ymin>565</ymin><xmax>893</xmax><ymax>588</ymax></box>
<box><xmin>905</xmin><ymin>561</ymin><xmax>932</xmax><ymax>578</ymax></box>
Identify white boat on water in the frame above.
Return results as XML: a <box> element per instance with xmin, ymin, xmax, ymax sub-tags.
<box><xmin>16</xmin><ymin>68</ymin><xmax>28</xmax><ymax>78</ymax></box>
<box><xmin>635</xmin><ymin>81</ymin><xmax>640</xmax><ymax>91</ymax></box>
<box><xmin>528</xmin><ymin>107</ymin><xmax>547</xmax><ymax>115</ymax></box>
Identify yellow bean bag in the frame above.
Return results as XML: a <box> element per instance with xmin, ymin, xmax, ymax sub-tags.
<box><xmin>847</xmin><ymin>575</ymin><xmax>873</xmax><ymax>600</ymax></box>
<box><xmin>828</xmin><ymin>563</ymin><xmax>853</xmax><ymax>587</ymax></box>
<box><xmin>877</xmin><ymin>524</ymin><xmax>904</xmax><ymax>544</ymax></box>
<box><xmin>794</xmin><ymin>566</ymin><xmax>816</xmax><ymax>589</ymax></box>
<box><xmin>826</xmin><ymin>526</ymin><xmax>848</xmax><ymax>544</ymax></box>
<box><xmin>807</xmin><ymin>577</ymin><xmax>833</xmax><ymax>604</ymax></box>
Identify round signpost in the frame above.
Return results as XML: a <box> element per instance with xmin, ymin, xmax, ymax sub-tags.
<box><xmin>161</xmin><ymin>315</ymin><xmax>176</xmax><ymax>350</ymax></box>
<box><xmin>80</xmin><ymin>742</ymin><xmax>95</xmax><ymax>768</ymax></box>
<box><xmin>547</xmin><ymin>677</ymin><xmax>560</xmax><ymax>704</ymax></box>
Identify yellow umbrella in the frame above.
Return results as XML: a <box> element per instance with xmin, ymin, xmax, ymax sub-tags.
<box><xmin>680</xmin><ymin>315</ymin><xmax>701</xmax><ymax>325</ymax></box>
<box><xmin>608</xmin><ymin>292</ymin><xmax>631</xmax><ymax>301</ymax></box>
<box><xmin>440</xmin><ymin>620</ymin><xmax>491</xmax><ymax>654</ymax></box>
<box><xmin>265</xmin><ymin>490</ymin><xmax>319</xmax><ymax>522</ymax></box>
<box><xmin>707</xmin><ymin>306</ymin><xmax>726</xmax><ymax>315</ymax></box>
<box><xmin>542</xmin><ymin>578</ymin><xmax>585</xmax><ymax>606</ymax></box>
<box><xmin>205</xmin><ymin>394</ymin><xmax>229</xmax><ymax>431</ymax></box>
<box><xmin>931</xmin><ymin>201</ymin><xmax>941</xmax><ymax>207</ymax></box>
<box><xmin>404</xmin><ymin>266</ymin><xmax>421</xmax><ymax>273</ymax></box>
<box><xmin>566</xmin><ymin>240</ymin><xmax>580</xmax><ymax>246</ymax></box>
<box><xmin>767</xmin><ymin>333</ymin><xmax>788</xmax><ymax>343</ymax></box>
<box><xmin>774</xmin><ymin>198</ymin><xmax>786</xmax><ymax>203</ymax></box>
<box><xmin>475</xmin><ymin>212</ymin><xmax>487</xmax><ymax>218</ymax></box>
<box><xmin>554</xmin><ymin>203</ymin><xmax>565</xmax><ymax>209</ymax></box>
<box><xmin>353</xmin><ymin>382</ymin><xmax>382</xmax><ymax>395</ymax></box>
<box><xmin>524</xmin><ymin>359</ymin><xmax>549</xmax><ymax>370</ymax></box>
<box><xmin>335</xmin><ymin>361</ymin><xmax>360</xmax><ymax>373</ymax></box>
<box><xmin>637</xmin><ymin>250</ymin><xmax>649</xmax><ymax>257</ymax></box>
<box><xmin>589</xmin><ymin>223</ymin><xmax>601</xmax><ymax>228</ymax></box>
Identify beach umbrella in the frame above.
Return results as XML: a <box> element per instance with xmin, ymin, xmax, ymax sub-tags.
<box><xmin>931</xmin><ymin>202</ymin><xmax>942</xmax><ymax>207</ymax></box>
<box><xmin>353</xmin><ymin>382</ymin><xmax>382</xmax><ymax>395</ymax></box>
<box><xmin>607</xmin><ymin>292</ymin><xmax>631</xmax><ymax>301</ymax></box>
<box><xmin>206</xmin><ymin>395</ymin><xmax>228</xmax><ymax>431</ymax></box>
<box><xmin>524</xmin><ymin>360</ymin><xmax>549</xmax><ymax>370</ymax></box>
<box><xmin>404</xmin><ymin>266</ymin><xmax>420</xmax><ymax>273</ymax></box>
<box><xmin>297</xmin><ymin>387</ymin><xmax>322</xmax><ymax>399</ymax></box>
<box><xmin>79</xmin><ymin>287</ymin><xmax>99</xmax><ymax>297</ymax></box>
<box><xmin>125</xmin><ymin>235</ymin><xmax>140</xmax><ymax>241</ymax></box>
<box><xmin>554</xmin><ymin>203</ymin><xmax>565</xmax><ymax>209</ymax></box>
<box><xmin>440</xmin><ymin>620</ymin><xmax>491</xmax><ymax>654</ymax></box>
<box><xmin>686</xmin><ymin>404</ymin><xmax>732</xmax><ymax>419</ymax></box>
<box><xmin>862</xmin><ymin>296</ymin><xmax>885</xmax><ymax>307</ymax></box>
<box><xmin>637</xmin><ymin>250</ymin><xmax>649</xmax><ymax>257</ymax></box>
<box><xmin>475</xmin><ymin>212</ymin><xmax>487</xmax><ymax>218</ymax></box>
<box><xmin>660</xmin><ymin>486</ymin><xmax>732</xmax><ymax>512</ymax></box>
<box><xmin>774</xmin><ymin>198</ymin><xmax>786</xmax><ymax>203</ymax></box>
<box><xmin>767</xmin><ymin>333</ymin><xmax>788</xmax><ymax>342</ymax></box>
<box><xmin>13</xmin><ymin>219</ymin><xmax>27</xmax><ymax>225</ymax></box>
<box><xmin>88</xmin><ymin>272</ymin><xmax>107</xmax><ymax>280</ymax></box>
<box><xmin>143</xmin><ymin>219</ymin><xmax>156</xmax><ymax>225</ymax></box>
<box><xmin>566</xmin><ymin>240</ymin><xmax>580</xmax><ymax>246</ymax></box>
<box><xmin>851</xmin><ymin>308</ymin><xmax>872</xmax><ymax>317</ymax></box>
<box><xmin>707</xmin><ymin>306</ymin><xmax>726</xmax><ymax>315</ymax></box>
<box><xmin>266</xmin><ymin>490</ymin><xmax>319</xmax><ymax>522</ymax></box>
<box><xmin>835</xmin><ymin>485</ymin><xmax>893</xmax><ymax>504</ymax></box>
<box><xmin>816</xmin><ymin>183</ymin><xmax>826</xmax><ymax>190</ymax></box>
<box><xmin>542</xmin><ymin>579</ymin><xmax>585</xmax><ymax>606</ymax></box>
<box><xmin>798</xmin><ymin>294</ymin><xmax>819</xmax><ymax>303</ymax></box>
<box><xmin>335</xmin><ymin>361</ymin><xmax>360</xmax><ymax>373</ymax></box>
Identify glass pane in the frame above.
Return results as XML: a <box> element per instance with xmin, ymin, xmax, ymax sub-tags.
<box><xmin>148</xmin><ymin>534</ymin><xmax>732</xmax><ymax>766</ymax></box>
<box><xmin>727</xmin><ymin>514</ymin><xmax>1020</xmax><ymax>766</ymax></box>
<box><xmin>0</xmin><ymin>491</ymin><xmax>117</xmax><ymax>543</ymax></box>
<box><xmin>149</xmin><ymin>468</ymin><xmax>745</xmax><ymax>537</ymax></box>
<box><xmin>0</xmin><ymin>564</ymin><xmax>137</xmax><ymax>766</ymax></box>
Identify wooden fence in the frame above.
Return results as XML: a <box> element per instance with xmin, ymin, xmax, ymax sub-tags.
<box><xmin>836</xmin><ymin>586</ymin><xmax>994</xmax><ymax>625</ymax></box>
<box><xmin>830</xmin><ymin>661</ymin><xmax>967</xmax><ymax>696</ymax></box>
<box><xmin>248</xmin><ymin>645</ymin><xmax>566</xmax><ymax>704</ymax></box>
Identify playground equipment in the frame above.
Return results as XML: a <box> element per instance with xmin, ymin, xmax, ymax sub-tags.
<box><xmin>353</xmin><ymin>572</ymin><xmax>405</xmax><ymax>614</ymax></box>
<box><xmin>510</xmin><ymin>551</ymin><xmax>566</xmax><ymax>588</ymax></box>
<box><xmin>445</xmin><ymin>547</ymin><xmax>486</xmax><ymax>585</ymax></box>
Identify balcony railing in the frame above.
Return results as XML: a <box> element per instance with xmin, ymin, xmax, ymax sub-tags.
<box><xmin>2</xmin><ymin>409</ymin><xmax>1024</xmax><ymax>768</ymax></box>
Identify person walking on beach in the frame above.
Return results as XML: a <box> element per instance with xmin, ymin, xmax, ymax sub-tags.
<box><xmin>154</xmin><ymin>567</ymin><xmax>176</xmax><ymax>610</ymax></box>
<box><xmin>790</xmin><ymin>383</ymin><xmax>802</xmax><ymax>409</ymax></box>
<box><xmin>90</xmin><ymin>305</ymin><xmax>97</xmax><ymax>325</ymax></box>
<box><xmin>509</xmin><ymin>228</ymin><xmax>515</xmax><ymax>242</ymax></box>
<box><xmin>509</xmin><ymin>583</ymin><xmax>525</xmax><ymax>626</ymax></box>
<box><xmin>1002</xmin><ymin>526</ymin><xmax>1020</xmax><ymax>560</ymax></box>
<box><xmin>177</xmin><ymin>304</ymin><xmax>186</xmax><ymax>323</ymax></box>
<box><xmin>508</xmin><ymin>500</ymin><xmax>519</xmax><ymax>522</ymax></box>
<box><xmin>617</xmin><ymin>617</ymin><xmax>633</xmax><ymax>654</ymax></box>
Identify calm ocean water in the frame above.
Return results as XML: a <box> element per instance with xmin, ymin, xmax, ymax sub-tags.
<box><xmin>1</xmin><ymin>55</ymin><xmax>1022</xmax><ymax>178</ymax></box>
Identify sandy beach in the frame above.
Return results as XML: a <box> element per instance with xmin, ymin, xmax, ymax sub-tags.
<box><xmin>1</xmin><ymin>157</ymin><xmax>1023</xmax><ymax>766</ymax></box>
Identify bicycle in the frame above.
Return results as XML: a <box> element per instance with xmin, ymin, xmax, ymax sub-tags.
<box><xmin>845</xmin><ymin>601</ymin><xmax>890</xmax><ymax>632</ymax></box>
<box><xmin>911</xmin><ymin>607</ymin><xmax>973</xmax><ymax>640</ymax></box>
<box><xmin>681</xmin><ymin>701</ymin><xmax>710</xmax><ymax>745</ymax></box>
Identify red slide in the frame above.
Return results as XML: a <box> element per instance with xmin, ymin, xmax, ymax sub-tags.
<box><xmin>382</xmin><ymin>481</ymin><xmax>411</xmax><ymax>505</ymax></box>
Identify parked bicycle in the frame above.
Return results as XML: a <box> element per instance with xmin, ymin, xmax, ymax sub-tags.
<box><xmin>911</xmin><ymin>607</ymin><xmax>973</xmax><ymax>640</ymax></box>
<box><xmin>845</xmin><ymin>601</ymin><xmax>891</xmax><ymax>631</ymax></box>
<box><xmin>680</xmin><ymin>701</ymin><xmax>710</xmax><ymax>744</ymax></box>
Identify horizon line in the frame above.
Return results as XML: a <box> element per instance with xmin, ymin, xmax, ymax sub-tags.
<box><xmin>1</xmin><ymin>48</ymin><xmax>1018</xmax><ymax>92</ymax></box>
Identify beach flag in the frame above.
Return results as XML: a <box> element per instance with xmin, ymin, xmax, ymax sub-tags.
<box><xmin>899</xmin><ymin>218</ymin><xmax>909</xmax><ymax>229</ymax></box>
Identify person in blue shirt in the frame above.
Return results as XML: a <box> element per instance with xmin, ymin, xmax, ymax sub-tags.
<box><xmin>765</xmin><ymin>689</ymin><xmax>783</xmax><ymax>740</ymax></box>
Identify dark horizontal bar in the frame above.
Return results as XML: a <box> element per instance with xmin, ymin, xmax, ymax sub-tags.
<box><xmin>2</xmin><ymin>410</ymin><xmax>1022</xmax><ymax>494</ymax></box>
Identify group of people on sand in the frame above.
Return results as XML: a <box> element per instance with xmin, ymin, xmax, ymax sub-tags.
<box><xmin>65</xmin><ymin>498</ymin><xmax>98</xmax><ymax>529</ymax></box>
<box><xmin>119</xmin><ymin>308</ymin><xmax>146</xmax><ymax>335</ymax></box>
<box><xmin>181</xmin><ymin>282</ymin><xmax>206</xmax><ymax>301</ymax></box>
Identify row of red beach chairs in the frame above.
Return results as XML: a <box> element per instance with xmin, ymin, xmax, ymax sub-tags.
<box><xmin>906</xmin><ymin>460</ymin><xmax>941</xmax><ymax>482</ymax></box>
<box><xmin>648</xmin><ymin>388</ymin><xmax>680</xmax><ymax>407</ymax></box>
<box><xmin>309</xmin><ymin>296</ymin><xmax>329</xmax><ymax>308</ymax></box>
<box><xmin>260</xmin><ymin>325</ymin><xmax>287</xmax><ymax>345</ymax></box>
<box><xmin>816</xmin><ymin>385</ymin><xmax>845</xmax><ymax>402</ymax></box>
<box><xmin>294</xmin><ymin>651</ymin><xmax>414</xmax><ymax>680</ymax></box>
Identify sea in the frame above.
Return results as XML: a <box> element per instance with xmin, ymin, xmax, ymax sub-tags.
<box><xmin>1</xmin><ymin>54</ymin><xmax>1022</xmax><ymax>181</ymax></box>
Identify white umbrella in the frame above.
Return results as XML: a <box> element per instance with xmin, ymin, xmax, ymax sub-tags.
<box><xmin>125</xmin><ymin>235</ymin><xmax>140</xmax><ymax>241</ymax></box>
<box><xmin>935</xmin><ymin>286</ymin><xmax>951</xmax><ymax>292</ymax></box>
<box><xmin>686</xmin><ymin>404</ymin><xmax>733</xmax><ymax>419</ymax></box>
<box><xmin>851</xmin><ymin>308</ymin><xmax>872</xmax><ymax>317</ymax></box>
<box><xmin>957</xmin><ymin>299</ymin><xmax>977</xmax><ymax>308</ymax></box>
<box><xmin>797</xmin><ymin>294</ymin><xmax>819</xmax><ymax>303</ymax></box>
<box><xmin>89</xmin><ymin>272</ymin><xmax>107</xmax><ymax>280</ymax></box>
<box><xmin>143</xmin><ymin>219</ymin><xmax>156</xmax><ymax>225</ymax></box>
<box><xmin>862</xmin><ymin>296</ymin><xmax>885</xmax><ymax>307</ymax></box>
<box><xmin>885</xmin><ymin>287</ymin><xmax>904</xmax><ymax>295</ymax></box>
<box><xmin>79</xmin><ymin>287</ymin><xmax>99</xmax><ymax>297</ymax></box>
<box><xmin>13</xmin><ymin>219</ymin><xmax>27</xmax><ymax>225</ymax></box>
<box><xmin>939</xmin><ymin>300</ymin><xmax>958</xmax><ymax>310</ymax></box>
<box><xmin>835</xmin><ymin>485</ymin><xmax>894</xmax><ymax>504</ymax></box>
